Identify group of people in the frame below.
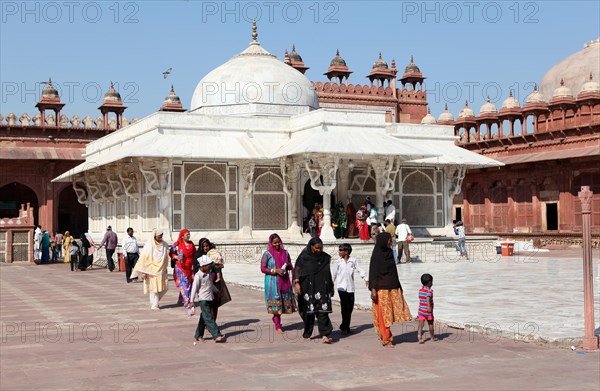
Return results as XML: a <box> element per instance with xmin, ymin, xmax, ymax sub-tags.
<box><xmin>33</xmin><ymin>226</ymin><xmax>95</xmax><ymax>270</ymax></box>
<box><xmin>304</xmin><ymin>198</ymin><xmax>402</xmax><ymax>244</ymax></box>
<box><xmin>121</xmin><ymin>228</ymin><xmax>230</xmax><ymax>343</ymax></box>
<box><xmin>260</xmin><ymin>231</ymin><xmax>436</xmax><ymax>347</ymax></box>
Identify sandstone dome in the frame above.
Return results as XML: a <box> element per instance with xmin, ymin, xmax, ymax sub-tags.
<box><xmin>190</xmin><ymin>33</ymin><xmax>319</xmax><ymax>116</ymax></box>
<box><xmin>540</xmin><ymin>38</ymin><xmax>600</xmax><ymax>101</ymax></box>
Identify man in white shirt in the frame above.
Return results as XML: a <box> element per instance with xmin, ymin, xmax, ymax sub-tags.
<box><xmin>122</xmin><ymin>227</ymin><xmax>139</xmax><ymax>283</ymax></box>
<box><xmin>385</xmin><ymin>200</ymin><xmax>396</xmax><ymax>224</ymax></box>
<box><xmin>395</xmin><ymin>218</ymin><xmax>412</xmax><ymax>264</ymax></box>
<box><xmin>331</xmin><ymin>243</ymin><xmax>368</xmax><ymax>334</ymax></box>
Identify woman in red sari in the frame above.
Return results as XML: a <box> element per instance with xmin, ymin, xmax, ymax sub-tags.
<box><xmin>357</xmin><ymin>206</ymin><xmax>370</xmax><ymax>241</ymax></box>
<box><xmin>170</xmin><ymin>229</ymin><xmax>196</xmax><ymax>315</ymax></box>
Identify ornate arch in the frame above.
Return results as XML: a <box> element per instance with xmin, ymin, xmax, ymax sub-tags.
<box><xmin>253</xmin><ymin>169</ymin><xmax>286</xmax><ymax>230</ymax></box>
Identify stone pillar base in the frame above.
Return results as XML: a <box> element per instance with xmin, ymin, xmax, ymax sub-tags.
<box><xmin>582</xmin><ymin>336</ymin><xmax>599</xmax><ymax>351</ymax></box>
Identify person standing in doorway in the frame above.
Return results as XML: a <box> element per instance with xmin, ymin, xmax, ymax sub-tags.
<box><xmin>122</xmin><ymin>227</ymin><xmax>140</xmax><ymax>283</ymax></box>
<box><xmin>454</xmin><ymin>220</ymin><xmax>468</xmax><ymax>260</ymax></box>
<box><xmin>99</xmin><ymin>226</ymin><xmax>118</xmax><ymax>272</ymax></box>
<box><xmin>395</xmin><ymin>218</ymin><xmax>412</xmax><ymax>264</ymax></box>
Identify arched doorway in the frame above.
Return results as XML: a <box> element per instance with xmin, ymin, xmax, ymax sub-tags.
<box><xmin>58</xmin><ymin>186</ymin><xmax>88</xmax><ymax>236</ymax></box>
<box><xmin>0</xmin><ymin>182</ymin><xmax>39</xmax><ymax>224</ymax></box>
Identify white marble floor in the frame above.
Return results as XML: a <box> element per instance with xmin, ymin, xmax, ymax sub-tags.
<box><xmin>223</xmin><ymin>249</ymin><xmax>600</xmax><ymax>341</ymax></box>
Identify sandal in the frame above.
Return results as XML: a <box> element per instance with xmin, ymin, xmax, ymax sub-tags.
<box><xmin>214</xmin><ymin>335</ymin><xmax>225</xmax><ymax>343</ymax></box>
<box><xmin>322</xmin><ymin>336</ymin><xmax>332</xmax><ymax>344</ymax></box>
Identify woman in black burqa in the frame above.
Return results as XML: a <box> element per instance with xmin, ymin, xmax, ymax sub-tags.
<box><xmin>294</xmin><ymin>237</ymin><xmax>334</xmax><ymax>343</ymax></box>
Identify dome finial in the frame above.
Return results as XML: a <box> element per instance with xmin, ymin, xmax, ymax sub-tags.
<box><xmin>560</xmin><ymin>78</ymin><xmax>565</xmax><ymax>86</ymax></box>
<box><xmin>427</xmin><ymin>106</ymin><xmax>431</xmax><ymax>114</ymax></box>
<box><xmin>292</xmin><ymin>43</ymin><xmax>296</xmax><ymax>52</ymax></box>
<box><xmin>534</xmin><ymin>84</ymin><xmax>538</xmax><ymax>91</ymax></box>
<box><xmin>251</xmin><ymin>20</ymin><xmax>259</xmax><ymax>45</ymax></box>
<box><xmin>445</xmin><ymin>103</ymin><xmax>448</xmax><ymax>110</ymax></box>
<box><xmin>509</xmin><ymin>90</ymin><xmax>513</xmax><ymax>97</ymax></box>
<box><xmin>590</xmin><ymin>72</ymin><xmax>594</xmax><ymax>81</ymax></box>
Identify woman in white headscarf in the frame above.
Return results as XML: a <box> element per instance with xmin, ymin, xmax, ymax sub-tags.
<box><xmin>131</xmin><ymin>229</ymin><xmax>169</xmax><ymax>310</ymax></box>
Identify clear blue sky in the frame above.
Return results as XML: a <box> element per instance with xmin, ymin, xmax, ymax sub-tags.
<box><xmin>1</xmin><ymin>0</ymin><xmax>599</xmax><ymax>120</ymax></box>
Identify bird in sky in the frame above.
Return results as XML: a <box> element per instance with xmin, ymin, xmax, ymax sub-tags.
<box><xmin>163</xmin><ymin>68</ymin><xmax>173</xmax><ymax>79</ymax></box>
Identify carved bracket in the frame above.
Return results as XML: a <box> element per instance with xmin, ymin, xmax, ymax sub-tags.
<box><xmin>72</xmin><ymin>179</ymin><xmax>89</xmax><ymax>207</ymax></box>
<box><xmin>118</xmin><ymin>162</ymin><xmax>139</xmax><ymax>199</ymax></box>
<box><xmin>448</xmin><ymin>166</ymin><xmax>466</xmax><ymax>196</ymax></box>
<box><xmin>304</xmin><ymin>155</ymin><xmax>339</xmax><ymax>195</ymax></box>
<box><xmin>107</xmin><ymin>173</ymin><xmax>124</xmax><ymax>200</ymax></box>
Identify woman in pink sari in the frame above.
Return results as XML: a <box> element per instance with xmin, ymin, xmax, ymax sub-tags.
<box><xmin>170</xmin><ymin>229</ymin><xmax>196</xmax><ymax>314</ymax></box>
<box><xmin>260</xmin><ymin>233</ymin><xmax>296</xmax><ymax>333</ymax></box>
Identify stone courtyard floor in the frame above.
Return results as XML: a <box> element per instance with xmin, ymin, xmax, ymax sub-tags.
<box><xmin>1</xmin><ymin>251</ymin><xmax>599</xmax><ymax>390</ymax></box>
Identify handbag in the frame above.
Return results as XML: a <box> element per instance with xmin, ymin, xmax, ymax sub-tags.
<box><xmin>407</xmin><ymin>234</ymin><xmax>414</xmax><ymax>243</ymax></box>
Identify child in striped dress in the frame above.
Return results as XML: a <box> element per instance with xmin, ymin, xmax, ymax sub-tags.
<box><xmin>418</xmin><ymin>273</ymin><xmax>436</xmax><ymax>344</ymax></box>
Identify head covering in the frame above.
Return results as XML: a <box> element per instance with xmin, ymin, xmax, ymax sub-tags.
<box><xmin>107</xmin><ymin>226</ymin><xmax>112</xmax><ymax>230</ymax></box>
<box><xmin>64</xmin><ymin>231</ymin><xmax>71</xmax><ymax>237</ymax></box>
<box><xmin>267</xmin><ymin>233</ymin><xmax>291</xmax><ymax>291</ymax></box>
<box><xmin>197</xmin><ymin>255</ymin><xmax>212</xmax><ymax>267</ymax></box>
<box><xmin>155</xmin><ymin>228</ymin><xmax>165</xmax><ymax>237</ymax></box>
<box><xmin>173</xmin><ymin>229</ymin><xmax>190</xmax><ymax>250</ymax></box>
<box><xmin>267</xmin><ymin>233</ymin><xmax>288</xmax><ymax>268</ymax></box>
<box><xmin>197</xmin><ymin>238</ymin><xmax>215</xmax><ymax>257</ymax></box>
<box><xmin>80</xmin><ymin>233</ymin><xmax>90</xmax><ymax>248</ymax></box>
<box><xmin>368</xmin><ymin>232</ymin><xmax>401</xmax><ymax>291</ymax></box>
<box><xmin>41</xmin><ymin>231</ymin><xmax>50</xmax><ymax>246</ymax></box>
<box><xmin>131</xmin><ymin>228</ymin><xmax>169</xmax><ymax>278</ymax></box>
<box><xmin>294</xmin><ymin>237</ymin><xmax>331</xmax><ymax>278</ymax></box>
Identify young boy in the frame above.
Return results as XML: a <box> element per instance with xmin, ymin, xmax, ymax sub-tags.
<box><xmin>69</xmin><ymin>241</ymin><xmax>80</xmax><ymax>272</ymax></box>
<box><xmin>417</xmin><ymin>273</ymin><xmax>436</xmax><ymax>344</ymax></box>
<box><xmin>331</xmin><ymin>243</ymin><xmax>368</xmax><ymax>335</ymax></box>
<box><xmin>190</xmin><ymin>255</ymin><xmax>225</xmax><ymax>344</ymax></box>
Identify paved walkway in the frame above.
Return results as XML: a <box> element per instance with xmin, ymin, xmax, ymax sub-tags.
<box><xmin>1</xmin><ymin>260</ymin><xmax>599</xmax><ymax>390</ymax></box>
<box><xmin>222</xmin><ymin>247</ymin><xmax>600</xmax><ymax>342</ymax></box>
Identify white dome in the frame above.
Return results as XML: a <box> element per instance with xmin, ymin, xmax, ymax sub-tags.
<box><xmin>580</xmin><ymin>73</ymin><xmax>600</xmax><ymax>94</ymax></box>
<box><xmin>551</xmin><ymin>79</ymin><xmax>574</xmax><ymax>99</ymax></box>
<box><xmin>458</xmin><ymin>101</ymin><xmax>474</xmax><ymax>118</ymax></box>
<box><xmin>540</xmin><ymin>38</ymin><xmax>599</xmax><ymax>100</ymax></box>
<box><xmin>438</xmin><ymin>104</ymin><xmax>454</xmax><ymax>122</ymax></box>
<box><xmin>526</xmin><ymin>85</ymin><xmax>546</xmax><ymax>104</ymax></box>
<box><xmin>421</xmin><ymin>107</ymin><xmax>436</xmax><ymax>124</ymax></box>
<box><xmin>479</xmin><ymin>98</ymin><xmax>497</xmax><ymax>114</ymax></box>
<box><xmin>501</xmin><ymin>91</ymin><xmax>520</xmax><ymax>109</ymax></box>
<box><xmin>190</xmin><ymin>41</ymin><xmax>319</xmax><ymax>115</ymax></box>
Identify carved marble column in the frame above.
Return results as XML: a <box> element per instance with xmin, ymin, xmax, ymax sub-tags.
<box><xmin>337</xmin><ymin>160</ymin><xmax>350</xmax><ymax>206</ymax></box>
<box><xmin>305</xmin><ymin>155</ymin><xmax>339</xmax><ymax>241</ymax></box>
<box><xmin>240</xmin><ymin>161</ymin><xmax>256</xmax><ymax>238</ymax></box>
<box><xmin>280</xmin><ymin>158</ymin><xmax>302</xmax><ymax>238</ymax></box>
<box><xmin>445</xmin><ymin>166</ymin><xmax>466</xmax><ymax>235</ymax></box>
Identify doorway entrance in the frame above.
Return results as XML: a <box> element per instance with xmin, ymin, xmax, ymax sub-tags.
<box><xmin>545</xmin><ymin>203</ymin><xmax>558</xmax><ymax>231</ymax></box>
<box><xmin>455</xmin><ymin>207</ymin><xmax>462</xmax><ymax>222</ymax></box>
